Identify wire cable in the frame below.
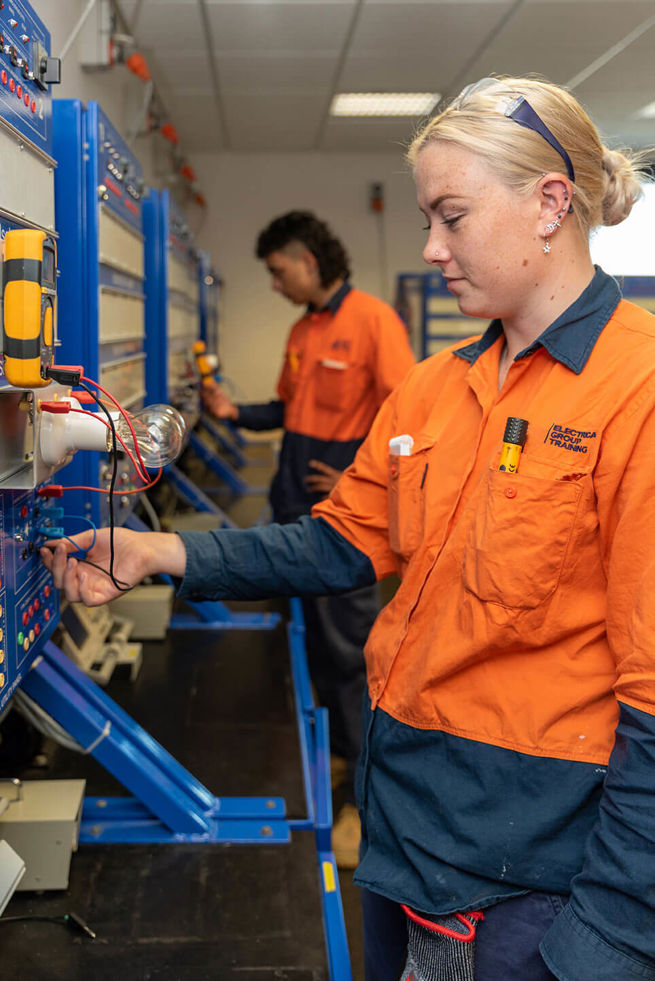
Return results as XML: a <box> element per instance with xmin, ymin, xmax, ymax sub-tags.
<box><xmin>68</xmin><ymin>407</ymin><xmax>149</xmax><ymax>483</ymax></box>
<box><xmin>77</xmin><ymin>382</ymin><xmax>132</xmax><ymax>593</ymax></box>
<box><xmin>80</xmin><ymin>375</ymin><xmax>149</xmax><ymax>476</ymax></box>
<box><xmin>0</xmin><ymin>912</ymin><xmax>96</xmax><ymax>938</ymax></box>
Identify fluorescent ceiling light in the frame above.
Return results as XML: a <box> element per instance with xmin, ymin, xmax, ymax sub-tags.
<box><xmin>330</xmin><ymin>92</ymin><xmax>440</xmax><ymax>117</ymax></box>
<box><xmin>634</xmin><ymin>100</ymin><xmax>655</xmax><ymax>119</ymax></box>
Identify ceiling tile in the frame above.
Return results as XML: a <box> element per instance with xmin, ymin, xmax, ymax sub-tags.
<box><xmin>205</xmin><ymin>2</ymin><xmax>354</xmax><ymax>52</ymax></box>
<box><xmin>146</xmin><ymin>48</ymin><xmax>212</xmax><ymax>88</ymax></box>
<box><xmin>117</xmin><ymin>0</ymin><xmax>655</xmax><ymax>153</ymax></box>
<box><xmin>321</xmin><ymin>117</ymin><xmax>416</xmax><ymax>152</ymax></box>
<box><xmin>224</xmin><ymin>91</ymin><xmax>327</xmax><ymax>149</ymax></box>
<box><xmin>217</xmin><ymin>52</ymin><xmax>338</xmax><ymax>92</ymax></box>
<box><xmin>131</xmin><ymin>1</ymin><xmax>205</xmax><ymax>46</ymax></box>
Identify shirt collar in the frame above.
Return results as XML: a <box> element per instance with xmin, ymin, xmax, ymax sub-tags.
<box><xmin>454</xmin><ymin>266</ymin><xmax>622</xmax><ymax>374</ymax></box>
<box><xmin>307</xmin><ymin>281</ymin><xmax>352</xmax><ymax>316</ymax></box>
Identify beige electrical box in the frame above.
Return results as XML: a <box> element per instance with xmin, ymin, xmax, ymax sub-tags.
<box><xmin>109</xmin><ymin>583</ymin><xmax>174</xmax><ymax>639</ymax></box>
<box><xmin>0</xmin><ymin>780</ymin><xmax>85</xmax><ymax>890</ymax></box>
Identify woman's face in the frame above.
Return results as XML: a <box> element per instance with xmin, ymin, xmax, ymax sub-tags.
<box><xmin>415</xmin><ymin>141</ymin><xmax>542</xmax><ymax>323</ymax></box>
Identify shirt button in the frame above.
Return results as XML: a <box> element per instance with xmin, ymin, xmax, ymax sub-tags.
<box><xmin>390</xmin><ymin>464</ymin><xmax>398</xmax><ymax>477</ymax></box>
<box><xmin>505</xmin><ymin>487</ymin><xmax>517</xmax><ymax>499</ymax></box>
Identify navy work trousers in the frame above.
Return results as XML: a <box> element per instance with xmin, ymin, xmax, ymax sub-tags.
<box><xmin>362</xmin><ymin>887</ymin><xmax>566</xmax><ymax>981</ymax></box>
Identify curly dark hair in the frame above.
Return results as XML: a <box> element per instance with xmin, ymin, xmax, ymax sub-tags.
<box><xmin>255</xmin><ymin>211</ymin><xmax>351</xmax><ymax>287</ymax></box>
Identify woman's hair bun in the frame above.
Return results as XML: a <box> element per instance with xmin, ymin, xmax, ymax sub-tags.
<box><xmin>601</xmin><ymin>147</ymin><xmax>643</xmax><ymax>227</ymax></box>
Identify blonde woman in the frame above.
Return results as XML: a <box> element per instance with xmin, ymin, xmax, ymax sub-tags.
<box><xmin>44</xmin><ymin>77</ymin><xmax>654</xmax><ymax>981</ymax></box>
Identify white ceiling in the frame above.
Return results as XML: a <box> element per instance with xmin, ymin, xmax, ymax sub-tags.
<box><xmin>115</xmin><ymin>0</ymin><xmax>655</xmax><ymax>154</ymax></box>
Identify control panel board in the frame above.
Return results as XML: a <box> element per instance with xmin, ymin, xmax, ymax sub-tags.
<box><xmin>0</xmin><ymin>0</ymin><xmax>57</xmax><ymax>154</ymax></box>
<box><xmin>53</xmin><ymin>100</ymin><xmax>146</xmax><ymax>526</ymax></box>
<box><xmin>0</xmin><ymin>0</ymin><xmax>58</xmax><ymax>707</ymax></box>
<box><xmin>0</xmin><ymin>487</ymin><xmax>59</xmax><ymax>711</ymax></box>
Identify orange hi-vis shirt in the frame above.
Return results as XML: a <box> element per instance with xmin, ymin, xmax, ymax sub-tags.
<box><xmin>312</xmin><ymin>274</ymin><xmax>655</xmax><ymax>981</ymax></box>
<box><xmin>316</xmin><ymin>291</ymin><xmax>655</xmax><ymax>765</ymax></box>
<box><xmin>276</xmin><ymin>286</ymin><xmax>415</xmax><ymax>443</ymax></box>
<box><xmin>179</xmin><ymin>271</ymin><xmax>655</xmax><ymax>975</ymax></box>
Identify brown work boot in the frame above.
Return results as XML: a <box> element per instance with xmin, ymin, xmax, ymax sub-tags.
<box><xmin>332</xmin><ymin>803</ymin><xmax>361</xmax><ymax>869</ymax></box>
<box><xmin>330</xmin><ymin>753</ymin><xmax>349</xmax><ymax>791</ymax></box>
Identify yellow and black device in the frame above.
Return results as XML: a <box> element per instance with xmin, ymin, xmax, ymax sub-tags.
<box><xmin>2</xmin><ymin>229</ymin><xmax>57</xmax><ymax>388</ymax></box>
<box><xmin>192</xmin><ymin>339</ymin><xmax>215</xmax><ymax>388</ymax></box>
<box><xmin>498</xmin><ymin>416</ymin><xmax>529</xmax><ymax>473</ymax></box>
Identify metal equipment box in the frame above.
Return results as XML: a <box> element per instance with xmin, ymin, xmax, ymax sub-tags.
<box><xmin>0</xmin><ymin>779</ymin><xmax>85</xmax><ymax>890</ymax></box>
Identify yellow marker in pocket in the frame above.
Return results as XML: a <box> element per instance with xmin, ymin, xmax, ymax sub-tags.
<box><xmin>499</xmin><ymin>417</ymin><xmax>529</xmax><ymax>473</ymax></box>
<box><xmin>3</xmin><ymin>229</ymin><xmax>57</xmax><ymax>388</ymax></box>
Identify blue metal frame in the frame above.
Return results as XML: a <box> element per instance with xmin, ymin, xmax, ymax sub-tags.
<box><xmin>21</xmin><ymin>641</ymin><xmax>289</xmax><ymax>843</ymax></box>
<box><xmin>286</xmin><ymin>597</ymin><xmax>353</xmax><ymax>981</ymax></box>
<box><xmin>16</xmin><ymin>597</ymin><xmax>351</xmax><ymax>976</ymax></box>
<box><xmin>197</xmin><ymin>414</ymin><xmax>248</xmax><ymax>468</ymax></box>
<box><xmin>143</xmin><ymin>188</ymin><xmax>201</xmax><ymax>428</ymax></box>
<box><xmin>53</xmin><ymin>99</ymin><xmax>147</xmax><ymax>527</ymax></box>
<box><xmin>187</xmin><ymin>430</ymin><xmax>266</xmax><ymax>495</ymax></box>
<box><xmin>198</xmin><ymin>414</ymin><xmax>272</xmax><ymax>470</ymax></box>
<box><xmin>163</xmin><ymin>463</ymin><xmax>237</xmax><ymax>522</ymax></box>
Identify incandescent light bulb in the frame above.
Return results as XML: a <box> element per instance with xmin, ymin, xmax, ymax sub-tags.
<box><xmin>113</xmin><ymin>404</ymin><xmax>186</xmax><ymax>468</ymax></box>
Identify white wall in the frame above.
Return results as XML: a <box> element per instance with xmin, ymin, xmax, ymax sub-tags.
<box><xmin>190</xmin><ymin>151</ymin><xmax>427</xmax><ymax>401</ymax></box>
<box><xmin>591</xmin><ymin>183</ymin><xmax>655</xmax><ymax>277</ymax></box>
<box><xmin>33</xmin><ymin>0</ymin><xmax>157</xmax><ymax>184</ymax></box>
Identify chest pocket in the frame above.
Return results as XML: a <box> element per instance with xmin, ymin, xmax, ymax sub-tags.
<box><xmin>462</xmin><ymin>468</ymin><xmax>583</xmax><ymax>610</ymax></box>
<box><xmin>388</xmin><ymin>450</ymin><xmax>431</xmax><ymax>560</ymax></box>
<box><xmin>314</xmin><ymin>359</ymin><xmax>368</xmax><ymax>412</ymax></box>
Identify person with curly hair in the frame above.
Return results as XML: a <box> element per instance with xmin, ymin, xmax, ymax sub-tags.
<box><xmin>201</xmin><ymin>210</ymin><xmax>416</xmax><ymax>867</ymax></box>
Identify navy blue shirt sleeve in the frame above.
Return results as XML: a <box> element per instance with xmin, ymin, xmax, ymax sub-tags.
<box><xmin>540</xmin><ymin>700</ymin><xmax>655</xmax><ymax>981</ymax></box>
<box><xmin>236</xmin><ymin>400</ymin><xmax>285</xmax><ymax>431</ymax></box>
<box><xmin>177</xmin><ymin>515</ymin><xmax>377</xmax><ymax>601</ymax></box>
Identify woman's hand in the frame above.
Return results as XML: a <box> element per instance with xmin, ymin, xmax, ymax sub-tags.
<box><xmin>201</xmin><ymin>383</ymin><xmax>239</xmax><ymax>421</ymax></box>
<box><xmin>40</xmin><ymin>528</ymin><xmax>187</xmax><ymax>607</ymax></box>
<box><xmin>305</xmin><ymin>459</ymin><xmax>343</xmax><ymax>495</ymax></box>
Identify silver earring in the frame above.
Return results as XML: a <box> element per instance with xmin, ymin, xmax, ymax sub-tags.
<box><xmin>545</xmin><ymin>219</ymin><xmax>561</xmax><ymax>235</ymax></box>
<box><xmin>543</xmin><ymin>239</ymin><xmax>551</xmax><ymax>254</ymax></box>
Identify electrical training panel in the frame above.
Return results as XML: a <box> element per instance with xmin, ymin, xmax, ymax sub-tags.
<box><xmin>0</xmin><ymin>0</ymin><xmax>61</xmax><ymax>711</ymax></box>
<box><xmin>143</xmin><ymin>189</ymin><xmax>202</xmax><ymax>428</ymax></box>
<box><xmin>53</xmin><ymin>99</ymin><xmax>147</xmax><ymax>526</ymax></box>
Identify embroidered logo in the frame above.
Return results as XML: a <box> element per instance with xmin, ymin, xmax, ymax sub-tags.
<box><xmin>330</xmin><ymin>338</ymin><xmax>351</xmax><ymax>352</ymax></box>
<box><xmin>544</xmin><ymin>423</ymin><xmax>597</xmax><ymax>454</ymax></box>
